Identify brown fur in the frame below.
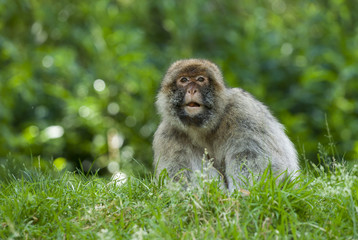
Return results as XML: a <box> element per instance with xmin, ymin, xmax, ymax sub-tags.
<box><xmin>153</xmin><ymin>59</ymin><xmax>299</xmax><ymax>191</ymax></box>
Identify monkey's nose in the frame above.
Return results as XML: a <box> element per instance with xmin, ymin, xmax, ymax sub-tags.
<box><xmin>187</xmin><ymin>89</ymin><xmax>197</xmax><ymax>95</ymax></box>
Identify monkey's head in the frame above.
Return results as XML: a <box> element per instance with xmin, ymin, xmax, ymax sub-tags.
<box><xmin>157</xmin><ymin>59</ymin><xmax>227</xmax><ymax>129</ymax></box>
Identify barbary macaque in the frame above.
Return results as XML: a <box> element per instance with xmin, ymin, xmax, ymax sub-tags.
<box><xmin>153</xmin><ymin>59</ymin><xmax>299</xmax><ymax>191</ymax></box>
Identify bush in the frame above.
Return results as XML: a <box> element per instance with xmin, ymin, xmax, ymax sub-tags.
<box><xmin>0</xmin><ymin>0</ymin><xmax>357</xmax><ymax>175</ymax></box>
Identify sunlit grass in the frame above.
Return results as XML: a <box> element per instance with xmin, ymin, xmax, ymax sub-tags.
<box><xmin>0</xmin><ymin>159</ymin><xmax>357</xmax><ymax>239</ymax></box>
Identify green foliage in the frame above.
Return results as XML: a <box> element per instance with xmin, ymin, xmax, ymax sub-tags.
<box><xmin>1</xmin><ymin>0</ymin><xmax>357</xmax><ymax>174</ymax></box>
<box><xmin>1</xmin><ymin>162</ymin><xmax>357</xmax><ymax>239</ymax></box>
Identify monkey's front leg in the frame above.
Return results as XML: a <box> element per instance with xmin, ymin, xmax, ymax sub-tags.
<box><xmin>154</xmin><ymin>147</ymin><xmax>221</xmax><ymax>184</ymax></box>
<box><xmin>225</xmin><ymin>150</ymin><xmax>266</xmax><ymax>192</ymax></box>
<box><xmin>154</xmin><ymin>146</ymin><xmax>222</xmax><ymax>189</ymax></box>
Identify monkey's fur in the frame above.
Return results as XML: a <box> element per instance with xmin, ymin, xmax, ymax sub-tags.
<box><xmin>153</xmin><ymin>59</ymin><xmax>299</xmax><ymax>191</ymax></box>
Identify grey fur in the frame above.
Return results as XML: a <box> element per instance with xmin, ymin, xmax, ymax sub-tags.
<box><xmin>153</xmin><ymin>59</ymin><xmax>299</xmax><ymax>191</ymax></box>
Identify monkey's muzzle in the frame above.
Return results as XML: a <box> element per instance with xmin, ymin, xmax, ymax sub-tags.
<box><xmin>184</xmin><ymin>102</ymin><xmax>203</xmax><ymax>116</ymax></box>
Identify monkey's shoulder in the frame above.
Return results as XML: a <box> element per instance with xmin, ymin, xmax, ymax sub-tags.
<box><xmin>226</xmin><ymin>88</ymin><xmax>271</xmax><ymax>115</ymax></box>
<box><xmin>220</xmin><ymin>88</ymin><xmax>283</xmax><ymax>133</ymax></box>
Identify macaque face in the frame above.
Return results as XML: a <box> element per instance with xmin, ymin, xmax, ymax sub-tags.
<box><xmin>169</xmin><ymin>67</ymin><xmax>215</xmax><ymax>126</ymax></box>
<box><xmin>177</xmin><ymin>75</ymin><xmax>209</xmax><ymax>116</ymax></box>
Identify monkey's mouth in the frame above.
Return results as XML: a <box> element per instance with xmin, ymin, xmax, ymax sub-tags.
<box><xmin>184</xmin><ymin>102</ymin><xmax>203</xmax><ymax>116</ymax></box>
<box><xmin>186</xmin><ymin>102</ymin><xmax>201</xmax><ymax>108</ymax></box>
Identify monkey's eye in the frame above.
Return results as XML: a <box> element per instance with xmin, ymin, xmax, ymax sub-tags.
<box><xmin>180</xmin><ymin>77</ymin><xmax>189</xmax><ymax>83</ymax></box>
<box><xmin>197</xmin><ymin>76</ymin><xmax>205</xmax><ymax>82</ymax></box>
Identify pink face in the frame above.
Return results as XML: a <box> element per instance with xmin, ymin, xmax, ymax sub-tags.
<box><xmin>176</xmin><ymin>75</ymin><xmax>209</xmax><ymax>116</ymax></box>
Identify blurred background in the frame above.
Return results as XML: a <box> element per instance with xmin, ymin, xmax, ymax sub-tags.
<box><xmin>1</xmin><ymin>0</ymin><xmax>357</xmax><ymax>178</ymax></box>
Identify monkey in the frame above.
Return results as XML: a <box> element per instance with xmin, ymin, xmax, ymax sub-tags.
<box><xmin>153</xmin><ymin>59</ymin><xmax>299</xmax><ymax>192</ymax></box>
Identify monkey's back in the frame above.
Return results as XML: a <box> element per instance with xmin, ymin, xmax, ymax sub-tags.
<box><xmin>217</xmin><ymin>88</ymin><xmax>299</xmax><ymax>176</ymax></box>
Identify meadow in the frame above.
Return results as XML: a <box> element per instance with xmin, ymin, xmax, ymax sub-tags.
<box><xmin>1</xmin><ymin>156</ymin><xmax>357</xmax><ymax>239</ymax></box>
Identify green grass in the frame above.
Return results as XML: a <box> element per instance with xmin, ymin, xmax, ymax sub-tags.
<box><xmin>0</xmin><ymin>161</ymin><xmax>357</xmax><ymax>239</ymax></box>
